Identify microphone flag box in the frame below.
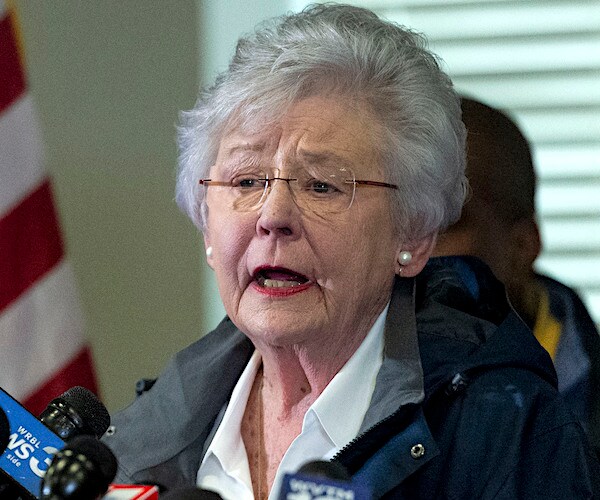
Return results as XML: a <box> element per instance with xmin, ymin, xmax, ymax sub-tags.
<box><xmin>103</xmin><ymin>484</ymin><xmax>160</xmax><ymax>499</ymax></box>
<box><xmin>0</xmin><ymin>387</ymin><xmax>65</xmax><ymax>498</ymax></box>
<box><xmin>279</xmin><ymin>472</ymin><xmax>371</xmax><ymax>500</ymax></box>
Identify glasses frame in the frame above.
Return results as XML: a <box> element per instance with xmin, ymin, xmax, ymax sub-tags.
<box><xmin>198</xmin><ymin>170</ymin><xmax>398</xmax><ymax>213</ymax></box>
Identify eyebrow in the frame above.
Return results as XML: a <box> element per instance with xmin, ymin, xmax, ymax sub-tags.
<box><xmin>219</xmin><ymin>145</ymin><xmax>356</xmax><ymax>173</ymax></box>
<box><xmin>296</xmin><ymin>150</ymin><xmax>351</xmax><ymax>168</ymax></box>
<box><xmin>223</xmin><ymin>142</ymin><xmax>266</xmax><ymax>156</ymax></box>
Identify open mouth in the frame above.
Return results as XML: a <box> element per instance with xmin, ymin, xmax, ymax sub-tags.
<box><xmin>254</xmin><ymin>267</ymin><xmax>310</xmax><ymax>288</ymax></box>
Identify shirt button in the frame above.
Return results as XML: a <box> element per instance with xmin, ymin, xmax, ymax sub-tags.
<box><xmin>410</xmin><ymin>443</ymin><xmax>425</xmax><ymax>459</ymax></box>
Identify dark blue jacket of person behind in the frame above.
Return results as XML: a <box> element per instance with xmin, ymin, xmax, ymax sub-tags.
<box><xmin>103</xmin><ymin>256</ymin><xmax>600</xmax><ymax>498</ymax></box>
<box><xmin>536</xmin><ymin>272</ymin><xmax>600</xmax><ymax>457</ymax></box>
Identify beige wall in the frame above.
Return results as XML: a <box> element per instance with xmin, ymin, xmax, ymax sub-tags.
<box><xmin>17</xmin><ymin>1</ymin><xmax>205</xmax><ymax>412</ymax></box>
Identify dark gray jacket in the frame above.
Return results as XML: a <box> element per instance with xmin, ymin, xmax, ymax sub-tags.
<box><xmin>103</xmin><ymin>257</ymin><xmax>600</xmax><ymax>498</ymax></box>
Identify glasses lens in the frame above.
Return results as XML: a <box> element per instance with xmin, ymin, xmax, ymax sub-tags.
<box><xmin>294</xmin><ymin>166</ymin><xmax>355</xmax><ymax>214</ymax></box>
<box><xmin>202</xmin><ymin>172</ymin><xmax>268</xmax><ymax>212</ymax></box>
<box><xmin>230</xmin><ymin>172</ymin><xmax>268</xmax><ymax>211</ymax></box>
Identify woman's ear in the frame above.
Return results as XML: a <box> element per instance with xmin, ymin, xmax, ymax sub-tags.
<box><xmin>395</xmin><ymin>233</ymin><xmax>437</xmax><ymax>277</ymax></box>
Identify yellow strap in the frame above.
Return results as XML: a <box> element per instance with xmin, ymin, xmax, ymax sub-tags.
<box><xmin>533</xmin><ymin>288</ymin><xmax>561</xmax><ymax>360</ymax></box>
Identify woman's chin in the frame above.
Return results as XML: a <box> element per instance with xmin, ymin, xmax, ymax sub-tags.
<box><xmin>240</xmin><ymin>314</ymin><xmax>323</xmax><ymax>349</ymax></box>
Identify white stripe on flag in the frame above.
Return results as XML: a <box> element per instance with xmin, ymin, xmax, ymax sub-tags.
<box><xmin>0</xmin><ymin>259</ymin><xmax>86</xmax><ymax>399</ymax></box>
<box><xmin>0</xmin><ymin>94</ymin><xmax>45</xmax><ymax>215</ymax></box>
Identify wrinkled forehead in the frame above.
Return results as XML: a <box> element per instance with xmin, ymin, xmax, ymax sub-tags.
<box><xmin>214</xmin><ymin>95</ymin><xmax>387</xmax><ymax>177</ymax></box>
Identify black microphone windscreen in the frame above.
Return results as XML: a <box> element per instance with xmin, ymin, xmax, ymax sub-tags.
<box><xmin>40</xmin><ymin>435</ymin><xmax>118</xmax><ymax>499</ymax></box>
<box><xmin>40</xmin><ymin>386</ymin><xmax>110</xmax><ymax>439</ymax></box>
<box><xmin>67</xmin><ymin>435</ymin><xmax>118</xmax><ymax>482</ymax></box>
<box><xmin>57</xmin><ymin>386</ymin><xmax>110</xmax><ymax>437</ymax></box>
<box><xmin>0</xmin><ymin>408</ymin><xmax>9</xmax><ymax>453</ymax></box>
<box><xmin>160</xmin><ymin>487</ymin><xmax>224</xmax><ymax>499</ymax></box>
<box><xmin>296</xmin><ymin>459</ymin><xmax>351</xmax><ymax>481</ymax></box>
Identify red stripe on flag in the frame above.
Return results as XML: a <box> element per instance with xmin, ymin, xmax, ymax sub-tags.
<box><xmin>22</xmin><ymin>345</ymin><xmax>101</xmax><ymax>416</ymax></box>
<box><xmin>0</xmin><ymin>179</ymin><xmax>64</xmax><ymax>311</ymax></box>
<box><xmin>0</xmin><ymin>12</ymin><xmax>27</xmax><ymax>113</ymax></box>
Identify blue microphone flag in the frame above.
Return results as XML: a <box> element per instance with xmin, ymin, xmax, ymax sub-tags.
<box><xmin>0</xmin><ymin>387</ymin><xmax>65</xmax><ymax>498</ymax></box>
<box><xmin>278</xmin><ymin>472</ymin><xmax>371</xmax><ymax>500</ymax></box>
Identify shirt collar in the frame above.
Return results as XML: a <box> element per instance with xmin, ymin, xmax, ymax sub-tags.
<box><xmin>199</xmin><ymin>350</ymin><xmax>262</xmax><ymax>483</ymax></box>
<box><xmin>309</xmin><ymin>303</ymin><xmax>387</xmax><ymax>447</ymax></box>
<box><xmin>201</xmin><ymin>306</ymin><xmax>386</xmax><ymax>463</ymax></box>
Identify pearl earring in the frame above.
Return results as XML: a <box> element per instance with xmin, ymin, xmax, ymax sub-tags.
<box><xmin>398</xmin><ymin>250</ymin><xmax>412</xmax><ymax>266</ymax></box>
<box><xmin>205</xmin><ymin>246</ymin><xmax>213</xmax><ymax>258</ymax></box>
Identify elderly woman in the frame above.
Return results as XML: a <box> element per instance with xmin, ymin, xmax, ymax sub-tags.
<box><xmin>103</xmin><ymin>4</ymin><xmax>599</xmax><ymax>498</ymax></box>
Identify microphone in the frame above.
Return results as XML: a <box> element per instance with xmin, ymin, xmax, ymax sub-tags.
<box><xmin>277</xmin><ymin>460</ymin><xmax>371</xmax><ymax>500</ymax></box>
<box><xmin>40</xmin><ymin>435</ymin><xmax>117</xmax><ymax>500</ymax></box>
<box><xmin>0</xmin><ymin>386</ymin><xmax>110</xmax><ymax>499</ymax></box>
<box><xmin>158</xmin><ymin>488</ymin><xmax>223</xmax><ymax>499</ymax></box>
<box><xmin>39</xmin><ymin>387</ymin><xmax>110</xmax><ymax>440</ymax></box>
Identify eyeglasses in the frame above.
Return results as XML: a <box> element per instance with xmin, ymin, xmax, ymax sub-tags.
<box><xmin>199</xmin><ymin>166</ymin><xmax>398</xmax><ymax>215</ymax></box>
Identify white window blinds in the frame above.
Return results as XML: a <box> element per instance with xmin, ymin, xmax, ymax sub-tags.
<box><xmin>293</xmin><ymin>0</ymin><xmax>600</xmax><ymax>325</ymax></box>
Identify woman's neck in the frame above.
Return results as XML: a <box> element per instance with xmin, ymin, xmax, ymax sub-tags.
<box><xmin>242</xmin><ymin>364</ymin><xmax>310</xmax><ymax>499</ymax></box>
<box><xmin>255</xmin><ymin>338</ymin><xmax>357</xmax><ymax>415</ymax></box>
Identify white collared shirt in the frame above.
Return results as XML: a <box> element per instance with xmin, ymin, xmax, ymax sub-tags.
<box><xmin>196</xmin><ymin>306</ymin><xmax>388</xmax><ymax>500</ymax></box>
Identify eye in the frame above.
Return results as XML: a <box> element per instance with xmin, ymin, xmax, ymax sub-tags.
<box><xmin>232</xmin><ymin>175</ymin><xmax>267</xmax><ymax>189</ymax></box>
<box><xmin>239</xmin><ymin>178</ymin><xmax>261</xmax><ymax>188</ymax></box>
<box><xmin>309</xmin><ymin>180</ymin><xmax>337</xmax><ymax>194</ymax></box>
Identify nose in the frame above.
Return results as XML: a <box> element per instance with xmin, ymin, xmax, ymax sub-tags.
<box><xmin>256</xmin><ymin>178</ymin><xmax>301</xmax><ymax>238</ymax></box>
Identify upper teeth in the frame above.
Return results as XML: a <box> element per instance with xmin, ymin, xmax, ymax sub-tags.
<box><xmin>262</xmin><ymin>278</ymin><xmax>301</xmax><ymax>288</ymax></box>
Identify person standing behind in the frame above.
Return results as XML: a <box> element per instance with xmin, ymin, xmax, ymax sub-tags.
<box><xmin>434</xmin><ymin>96</ymin><xmax>600</xmax><ymax>454</ymax></box>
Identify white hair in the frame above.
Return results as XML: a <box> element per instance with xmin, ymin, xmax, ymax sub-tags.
<box><xmin>176</xmin><ymin>3</ymin><xmax>467</xmax><ymax>241</ymax></box>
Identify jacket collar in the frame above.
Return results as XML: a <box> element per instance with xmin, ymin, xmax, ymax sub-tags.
<box><xmin>334</xmin><ymin>277</ymin><xmax>440</xmax><ymax>496</ymax></box>
<box><xmin>360</xmin><ymin>276</ymin><xmax>424</xmax><ymax>432</ymax></box>
<box><xmin>105</xmin><ymin>318</ymin><xmax>253</xmax><ymax>484</ymax></box>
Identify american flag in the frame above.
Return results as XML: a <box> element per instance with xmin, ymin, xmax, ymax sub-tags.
<box><xmin>0</xmin><ymin>0</ymin><xmax>99</xmax><ymax>415</ymax></box>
